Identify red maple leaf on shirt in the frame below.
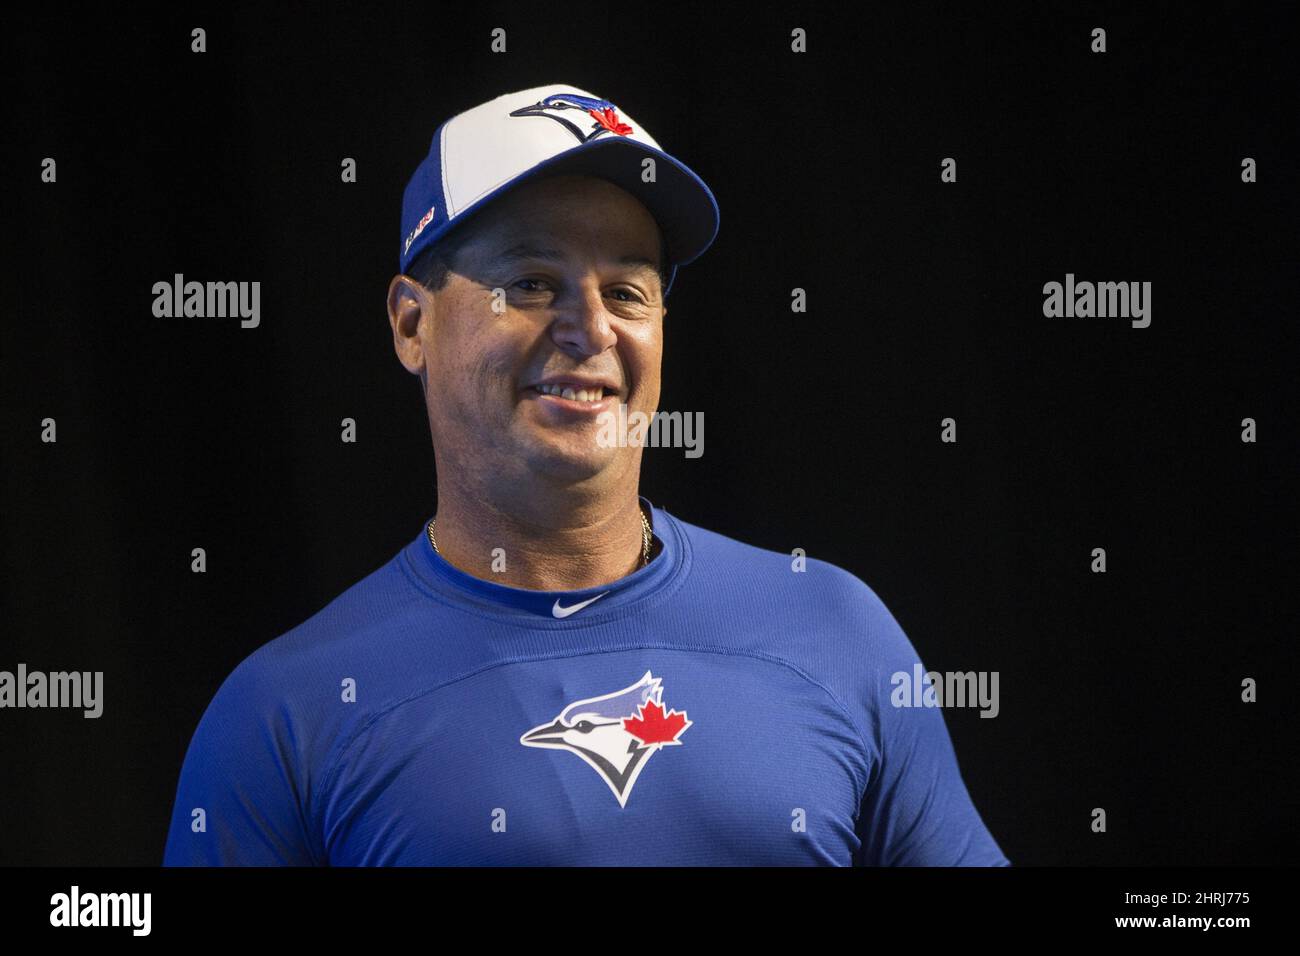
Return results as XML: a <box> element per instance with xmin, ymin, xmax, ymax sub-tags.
<box><xmin>624</xmin><ymin>699</ymin><xmax>688</xmax><ymax>746</ymax></box>
<box><xmin>588</xmin><ymin>107</ymin><xmax>633</xmax><ymax>136</ymax></box>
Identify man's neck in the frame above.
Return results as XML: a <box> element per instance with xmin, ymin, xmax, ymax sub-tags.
<box><xmin>429</xmin><ymin>482</ymin><xmax>649</xmax><ymax>592</ymax></box>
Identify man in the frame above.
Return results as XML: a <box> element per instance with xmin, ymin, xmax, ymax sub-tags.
<box><xmin>163</xmin><ymin>84</ymin><xmax>1009</xmax><ymax>866</ymax></box>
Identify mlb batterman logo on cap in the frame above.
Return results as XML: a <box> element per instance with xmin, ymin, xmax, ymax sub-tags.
<box><xmin>399</xmin><ymin>84</ymin><xmax>720</xmax><ymax>297</ymax></box>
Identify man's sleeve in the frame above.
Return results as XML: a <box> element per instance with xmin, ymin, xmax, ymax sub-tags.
<box><xmin>850</xmin><ymin>588</ymin><xmax>1010</xmax><ymax>867</ymax></box>
<box><xmin>163</xmin><ymin>655</ymin><xmax>321</xmax><ymax>866</ymax></box>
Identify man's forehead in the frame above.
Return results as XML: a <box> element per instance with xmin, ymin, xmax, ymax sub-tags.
<box><xmin>468</xmin><ymin>177</ymin><xmax>659</xmax><ymax>242</ymax></box>
<box><xmin>455</xmin><ymin>219</ymin><xmax>664</xmax><ymax>271</ymax></box>
<box><xmin>487</xmin><ymin>238</ymin><xmax>660</xmax><ymax>270</ymax></box>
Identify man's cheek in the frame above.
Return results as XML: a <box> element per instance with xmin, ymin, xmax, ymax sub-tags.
<box><xmin>637</xmin><ymin>374</ymin><xmax>663</xmax><ymax>413</ymax></box>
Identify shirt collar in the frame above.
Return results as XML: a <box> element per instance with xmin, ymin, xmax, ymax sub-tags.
<box><xmin>403</xmin><ymin>495</ymin><xmax>687</xmax><ymax>623</ymax></box>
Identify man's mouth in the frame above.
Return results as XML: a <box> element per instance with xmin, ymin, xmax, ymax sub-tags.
<box><xmin>529</xmin><ymin>383</ymin><xmax>618</xmax><ymax>404</ymax></box>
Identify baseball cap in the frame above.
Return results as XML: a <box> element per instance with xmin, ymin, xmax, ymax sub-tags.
<box><xmin>399</xmin><ymin>84</ymin><xmax>719</xmax><ymax>298</ymax></box>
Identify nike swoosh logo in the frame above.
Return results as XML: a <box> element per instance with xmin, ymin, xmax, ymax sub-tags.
<box><xmin>552</xmin><ymin>591</ymin><xmax>610</xmax><ymax>619</ymax></box>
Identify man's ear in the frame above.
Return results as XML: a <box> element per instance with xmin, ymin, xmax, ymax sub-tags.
<box><xmin>388</xmin><ymin>274</ymin><xmax>429</xmax><ymax>377</ymax></box>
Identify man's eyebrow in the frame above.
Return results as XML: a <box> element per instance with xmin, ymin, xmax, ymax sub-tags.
<box><xmin>493</xmin><ymin>242</ymin><xmax>567</xmax><ymax>264</ymax></box>
<box><xmin>615</xmin><ymin>254</ymin><xmax>660</xmax><ymax>275</ymax></box>
<box><xmin>491</xmin><ymin>242</ymin><xmax>660</xmax><ymax>275</ymax></box>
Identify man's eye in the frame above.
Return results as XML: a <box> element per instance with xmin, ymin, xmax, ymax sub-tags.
<box><xmin>610</xmin><ymin>288</ymin><xmax>643</xmax><ymax>303</ymax></box>
<box><xmin>513</xmin><ymin>278</ymin><xmax>549</xmax><ymax>292</ymax></box>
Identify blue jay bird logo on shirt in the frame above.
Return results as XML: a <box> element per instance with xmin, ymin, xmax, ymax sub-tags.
<box><xmin>520</xmin><ymin>671</ymin><xmax>691</xmax><ymax>808</ymax></box>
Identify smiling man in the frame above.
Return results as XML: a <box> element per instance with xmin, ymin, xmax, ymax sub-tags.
<box><xmin>391</xmin><ymin>171</ymin><xmax>668</xmax><ymax>594</ymax></box>
<box><xmin>163</xmin><ymin>84</ymin><xmax>1010</xmax><ymax>866</ymax></box>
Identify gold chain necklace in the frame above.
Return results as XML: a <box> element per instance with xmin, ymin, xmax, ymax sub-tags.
<box><xmin>427</xmin><ymin>504</ymin><xmax>653</xmax><ymax>570</ymax></box>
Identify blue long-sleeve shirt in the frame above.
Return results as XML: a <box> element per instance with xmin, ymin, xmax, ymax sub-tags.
<box><xmin>163</xmin><ymin>497</ymin><xmax>1009</xmax><ymax>866</ymax></box>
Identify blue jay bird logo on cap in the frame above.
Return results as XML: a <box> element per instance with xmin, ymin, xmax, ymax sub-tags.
<box><xmin>509</xmin><ymin>92</ymin><xmax>635</xmax><ymax>144</ymax></box>
<box><xmin>520</xmin><ymin>670</ymin><xmax>691</xmax><ymax>808</ymax></box>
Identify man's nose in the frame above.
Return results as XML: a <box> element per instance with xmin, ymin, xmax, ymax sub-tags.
<box><xmin>550</xmin><ymin>282</ymin><xmax>617</xmax><ymax>356</ymax></box>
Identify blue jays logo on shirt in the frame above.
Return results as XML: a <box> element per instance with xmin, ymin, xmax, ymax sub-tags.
<box><xmin>520</xmin><ymin>670</ymin><xmax>691</xmax><ymax>808</ymax></box>
<box><xmin>509</xmin><ymin>92</ymin><xmax>635</xmax><ymax>144</ymax></box>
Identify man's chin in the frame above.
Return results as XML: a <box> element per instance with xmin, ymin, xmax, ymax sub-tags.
<box><xmin>517</xmin><ymin>439</ymin><xmax>617</xmax><ymax>484</ymax></box>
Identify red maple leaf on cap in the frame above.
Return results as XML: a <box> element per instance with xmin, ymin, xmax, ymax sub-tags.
<box><xmin>623</xmin><ymin>699</ymin><xmax>689</xmax><ymax>746</ymax></box>
<box><xmin>589</xmin><ymin>106</ymin><xmax>633</xmax><ymax>136</ymax></box>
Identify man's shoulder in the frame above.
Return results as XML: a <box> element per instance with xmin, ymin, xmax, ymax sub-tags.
<box><xmin>666</xmin><ymin>511</ymin><xmax>926</xmax><ymax>749</ymax></box>
<box><xmin>180</xmin><ymin>536</ymin><xmax>436</xmax><ymax>786</ymax></box>
<box><xmin>667</xmin><ymin>509</ymin><xmax>897</xmax><ymax>621</ymax></box>
<box><xmin>211</xmin><ymin>539</ymin><xmax>421</xmax><ymax>704</ymax></box>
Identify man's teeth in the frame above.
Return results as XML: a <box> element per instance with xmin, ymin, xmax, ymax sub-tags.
<box><xmin>533</xmin><ymin>384</ymin><xmax>607</xmax><ymax>402</ymax></box>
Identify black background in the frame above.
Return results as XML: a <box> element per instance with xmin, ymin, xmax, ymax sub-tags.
<box><xmin>3</xmin><ymin>2</ymin><xmax>1296</xmax><ymax>866</ymax></box>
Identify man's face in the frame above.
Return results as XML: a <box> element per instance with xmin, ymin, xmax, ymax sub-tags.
<box><xmin>402</xmin><ymin>174</ymin><xmax>667</xmax><ymax>491</ymax></box>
